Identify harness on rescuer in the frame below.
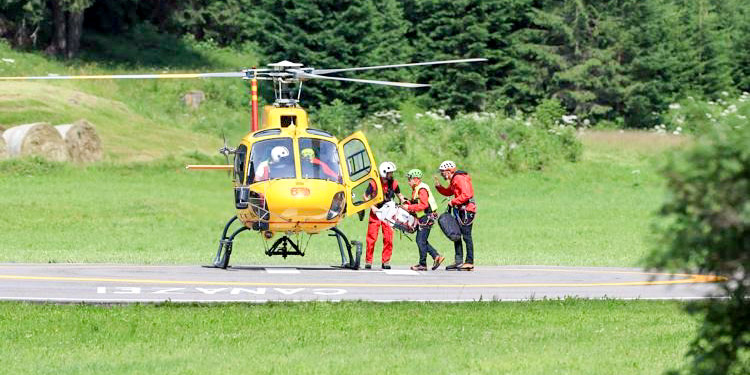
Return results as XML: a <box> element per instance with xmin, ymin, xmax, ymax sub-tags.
<box><xmin>411</xmin><ymin>181</ymin><xmax>438</xmax><ymax>221</ymax></box>
<box><xmin>450</xmin><ymin>171</ymin><xmax>475</xmax><ymax>225</ymax></box>
<box><xmin>374</xmin><ymin>178</ymin><xmax>398</xmax><ymax>209</ymax></box>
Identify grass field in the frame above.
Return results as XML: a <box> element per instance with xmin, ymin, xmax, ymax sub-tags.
<box><xmin>0</xmin><ymin>40</ymin><xmax>686</xmax><ymax>267</ymax></box>
<box><xmin>0</xmin><ymin>130</ymin><xmax>683</xmax><ymax>267</ymax></box>
<box><xmin>0</xmin><ymin>299</ymin><xmax>696</xmax><ymax>375</ymax></box>
<box><xmin>0</xmin><ymin>41</ymin><xmax>700</xmax><ymax>375</ymax></box>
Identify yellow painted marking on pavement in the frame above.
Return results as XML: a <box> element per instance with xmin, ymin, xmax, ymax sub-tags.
<box><xmin>0</xmin><ymin>273</ymin><xmax>725</xmax><ymax>288</ymax></box>
<box><xmin>500</xmin><ymin>268</ymin><xmax>699</xmax><ymax>277</ymax></box>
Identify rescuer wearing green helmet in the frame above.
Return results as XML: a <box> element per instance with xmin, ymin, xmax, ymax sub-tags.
<box><xmin>300</xmin><ymin>147</ymin><xmax>339</xmax><ymax>181</ymax></box>
<box><xmin>402</xmin><ymin>168</ymin><xmax>444</xmax><ymax>271</ymax></box>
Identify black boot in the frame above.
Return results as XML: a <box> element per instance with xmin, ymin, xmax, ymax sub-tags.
<box><xmin>445</xmin><ymin>262</ymin><xmax>463</xmax><ymax>270</ymax></box>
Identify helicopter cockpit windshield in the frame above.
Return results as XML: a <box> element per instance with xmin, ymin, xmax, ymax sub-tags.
<box><xmin>299</xmin><ymin>138</ymin><xmax>343</xmax><ymax>183</ymax></box>
<box><xmin>248</xmin><ymin>138</ymin><xmax>296</xmax><ymax>183</ymax></box>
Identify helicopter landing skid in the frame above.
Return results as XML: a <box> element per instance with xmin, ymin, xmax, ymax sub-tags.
<box><xmin>205</xmin><ymin>216</ymin><xmax>362</xmax><ymax>270</ymax></box>
<box><xmin>206</xmin><ymin>215</ymin><xmax>250</xmax><ymax>269</ymax></box>
<box><xmin>329</xmin><ymin>227</ymin><xmax>362</xmax><ymax>270</ymax></box>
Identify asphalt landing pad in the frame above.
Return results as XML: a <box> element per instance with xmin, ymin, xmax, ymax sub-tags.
<box><xmin>0</xmin><ymin>264</ymin><xmax>724</xmax><ymax>304</ymax></box>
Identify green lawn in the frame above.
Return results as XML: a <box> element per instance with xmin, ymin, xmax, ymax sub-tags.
<box><xmin>0</xmin><ymin>300</ymin><xmax>695</xmax><ymax>375</ymax></box>
<box><xmin>0</xmin><ymin>130</ymin><xmax>681</xmax><ymax>267</ymax></box>
<box><xmin>0</xmin><ymin>42</ymin><xmax>700</xmax><ymax>375</ymax></box>
<box><xmin>0</xmin><ymin>40</ymin><xmax>683</xmax><ymax>267</ymax></box>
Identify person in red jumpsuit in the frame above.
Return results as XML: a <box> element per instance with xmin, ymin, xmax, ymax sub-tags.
<box><xmin>434</xmin><ymin>160</ymin><xmax>476</xmax><ymax>270</ymax></box>
<box><xmin>363</xmin><ymin>161</ymin><xmax>406</xmax><ymax>269</ymax></box>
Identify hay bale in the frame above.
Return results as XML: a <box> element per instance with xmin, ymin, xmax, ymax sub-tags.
<box><xmin>0</xmin><ymin>131</ymin><xmax>7</xmax><ymax>160</ymax></box>
<box><xmin>2</xmin><ymin>122</ymin><xmax>67</xmax><ymax>161</ymax></box>
<box><xmin>55</xmin><ymin>119</ymin><xmax>102</xmax><ymax>163</ymax></box>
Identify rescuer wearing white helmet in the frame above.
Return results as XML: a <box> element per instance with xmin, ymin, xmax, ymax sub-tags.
<box><xmin>362</xmin><ymin>161</ymin><xmax>407</xmax><ymax>269</ymax></box>
<box><xmin>435</xmin><ymin>160</ymin><xmax>476</xmax><ymax>270</ymax></box>
<box><xmin>254</xmin><ymin>145</ymin><xmax>290</xmax><ymax>182</ymax></box>
<box><xmin>271</xmin><ymin>145</ymin><xmax>290</xmax><ymax>162</ymax></box>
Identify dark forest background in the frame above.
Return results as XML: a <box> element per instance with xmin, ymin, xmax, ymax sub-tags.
<box><xmin>2</xmin><ymin>0</ymin><xmax>749</xmax><ymax>127</ymax></box>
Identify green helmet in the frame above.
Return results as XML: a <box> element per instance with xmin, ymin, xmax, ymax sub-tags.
<box><xmin>301</xmin><ymin>148</ymin><xmax>315</xmax><ymax>160</ymax></box>
<box><xmin>406</xmin><ymin>168</ymin><xmax>423</xmax><ymax>179</ymax></box>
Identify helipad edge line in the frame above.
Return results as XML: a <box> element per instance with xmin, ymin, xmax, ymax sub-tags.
<box><xmin>0</xmin><ymin>273</ymin><xmax>724</xmax><ymax>287</ymax></box>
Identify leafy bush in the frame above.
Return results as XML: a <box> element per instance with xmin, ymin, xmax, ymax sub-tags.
<box><xmin>661</xmin><ymin>92</ymin><xmax>750</xmax><ymax>134</ymax></box>
<box><xmin>647</xmin><ymin>118</ymin><xmax>750</xmax><ymax>375</ymax></box>
<box><xmin>360</xmin><ymin>108</ymin><xmax>581</xmax><ymax>178</ymax></box>
<box><xmin>534</xmin><ymin>99</ymin><xmax>567</xmax><ymax>129</ymax></box>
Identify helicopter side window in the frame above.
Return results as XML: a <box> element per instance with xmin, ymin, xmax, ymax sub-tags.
<box><xmin>343</xmin><ymin>138</ymin><xmax>371</xmax><ymax>181</ymax></box>
<box><xmin>353</xmin><ymin>178</ymin><xmax>378</xmax><ymax>206</ymax></box>
<box><xmin>299</xmin><ymin>138</ymin><xmax>343</xmax><ymax>183</ymax></box>
<box><xmin>234</xmin><ymin>144</ymin><xmax>247</xmax><ymax>183</ymax></box>
<box><xmin>248</xmin><ymin>138</ymin><xmax>296</xmax><ymax>183</ymax></box>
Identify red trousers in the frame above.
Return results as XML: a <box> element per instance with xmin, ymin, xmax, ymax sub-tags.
<box><xmin>365</xmin><ymin>209</ymin><xmax>393</xmax><ymax>264</ymax></box>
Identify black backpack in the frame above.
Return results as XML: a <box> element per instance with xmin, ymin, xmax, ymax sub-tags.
<box><xmin>438</xmin><ymin>212</ymin><xmax>461</xmax><ymax>242</ymax></box>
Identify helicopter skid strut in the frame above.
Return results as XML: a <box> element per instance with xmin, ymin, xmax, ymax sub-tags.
<box><xmin>206</xmin><ymin>215</ymin><xmax>362</xmax><ymax>270</ymax></box>
<box><xmin>329</xmin><ymin>227</ymin><xmax>362</xmax><ymax>270</ymax></box>
<box><xmin>207</xmin><ymin>215</ymin><xmax>248</xmax><ymax>269</ymax></box>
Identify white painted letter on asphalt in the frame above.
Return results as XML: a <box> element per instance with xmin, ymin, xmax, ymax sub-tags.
<box><xmin>153</xmin><ymin>288</ymin><xmax>185</xmax><ymax>294</ymax></box>
<box><xmin>313</xmin><ymin>289</ymin><xmax>347</xmax><ymax>296</ymax></box>
<box><xmin>113</xmin><ymin>287</ymin><xmax>141</xmax><ymax>294</ymax></box>
<box><xmin>274</xmin><ymin>288</ymin><xmax>305</xmax><ymax>295</ymax></box>
<box><xmin>230</xmin><ymin>288</ymin><xmax>267</xmax><ymax>295</ymax></box>
<box><xmin>196</xmin><ymin>288</ymin><xmax>229</xmax><ymax>295</ymax></box>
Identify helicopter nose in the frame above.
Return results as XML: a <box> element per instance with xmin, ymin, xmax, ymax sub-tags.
<box><xmin>262</xmin><ymin>180</ymin><xmax>343</xmax><ymax>221</ymax></box>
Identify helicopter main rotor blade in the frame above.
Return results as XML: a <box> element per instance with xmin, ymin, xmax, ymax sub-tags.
<box><xmin>0</xmin><ymin>72</ymin><xmax>248</xmax><ymax>81</ymax></box>
<box><xmin>185</xmin><ymin>165</ymin><xmax>233</xmax><ymax>170</ymax></box>
<box><xmin>291</xmin><ymin>71</ymin><xmax>429</xmax><ymax>88</ymax></box>
<box><xmin>311</xmin><ymin>58</ymin><xmax>488</xmax><ymax>75</ymax></box>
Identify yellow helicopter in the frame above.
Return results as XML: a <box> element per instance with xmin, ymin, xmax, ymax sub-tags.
<box><xmin>0</xmin><ymin>58</ymin><xmax>486</xmax><ymax>269</ymax></box>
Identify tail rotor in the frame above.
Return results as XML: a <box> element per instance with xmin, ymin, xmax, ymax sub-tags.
<box><xmin>218</xmin><ymin>131</ymin><xmax>235</xmax><ymax>178</ymax></box>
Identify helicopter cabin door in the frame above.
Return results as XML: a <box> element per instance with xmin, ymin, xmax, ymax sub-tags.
<box><xmin>338</xmin><ymin>131</ymin><xmax>383</xmax><ymax>217</ymax></box>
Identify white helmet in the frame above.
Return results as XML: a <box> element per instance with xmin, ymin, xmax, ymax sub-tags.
<box><xmin>438</xmin><ymin>160</ymin><xmax>456</xmax><ymax>171</ymax></box>
<box><xmin>271</xmin><ymin>146</ymin><xmax>290</xmax><ymax>163</ymax></box>
<box><xmin>379</xmin><ymin>161</ymin><xmax>397</xmax><ymax>178</ymax></box>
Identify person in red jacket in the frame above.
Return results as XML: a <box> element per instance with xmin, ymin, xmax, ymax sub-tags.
<box><xmin>300</xmin><ymin>148</ymin><xmax>341</xmax><ymax>182</ymax></box>
<box><xmin>403</xmin><ymin>169</ymin><xmax>445</xmax><ymax>271</ymax></box>
<box><xmin>363</xmin><ymin>161</ymin><xmax>406</xmax><ymax>270</ymax></box>
<box><xmin>434</xmin><ymin>160</ymin><xmax>476</xmax><ymax>270</ymax></box>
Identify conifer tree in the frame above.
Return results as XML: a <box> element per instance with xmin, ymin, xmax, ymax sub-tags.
<box><xmin>667</xmin><ymin>0</ymin><xmax>734</xmax><ymax>97</ymax></box>
<box><xmin>255</xmin><ymin>0</ymin><xmax>412</xmax><ymax>113</ymax></box>
<box><xmin>726</xmin><ymin>0</ymin><xmax>750</xmax><ymax>91</ymax></box>
<box><xmin>506</xmin><ymin>0</ymin><xmax>622</xmax><ymax>122</ymax></box>
<box><xmin>405</xmin><ymin>0</ymin><xmax>490</xmax><ymax>116</ymax></box>
<box><xmin>614</xmin><ymin>0</ymin><xmax>677</xmax><ymax>127</ymax></box>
